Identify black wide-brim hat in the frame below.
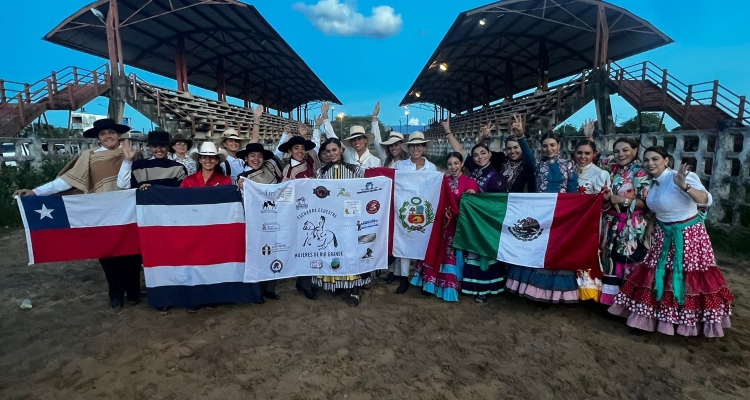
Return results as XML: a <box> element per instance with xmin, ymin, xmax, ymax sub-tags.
<box><xmin>236</xmin><ymin>142</ymin><xmax>274</xmax><ymax>161</ymax></box>
<box><xmin>169</xmin><ymin>134</ymin><xmax>193</xmax><ymax>152</ymax></box>
<box><xmin>146</xmin><ymin>131</ymin><xmax>171</xmax><ymax>146</ymax></box>
<box><xmin>278</xmin><ymin>135</ymin><xmax>316</xmax><ymax>153</ymax></box>
<box><xmin>83</xmin><ymin>118</ymin><xmax>131</xmax><ymax>138</ymax></box>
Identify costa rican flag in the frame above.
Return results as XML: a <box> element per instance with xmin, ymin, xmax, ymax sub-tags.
<box><xmin>17</xmin><ymin>190</ymin><xmax>140</xmax><ymax>265</ymax></box>
<box><xmin>135</xmin><ymin>186</ymin><xmax>259</xmax><ymax>308</ymax></box>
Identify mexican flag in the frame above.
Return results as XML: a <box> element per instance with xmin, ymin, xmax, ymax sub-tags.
<box><xmin>453</xmin><ymin>193</ymin><xmax>603</xmax><ymax>276</ymax></box>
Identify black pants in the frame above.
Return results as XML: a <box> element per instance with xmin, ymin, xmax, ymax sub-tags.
<box><xmin>296</xmin><ymin>276</ymin><xmax>313</xmax><ymax>291</ymax></box>
<box><xmin>99</xmin><ymin>255</ymin><xmax>142</xmax><ymax>301</ymax></box>
<box><xmin>261</xmin><ymin>280</ymin><xmax>278</xmax><ymax>294</ymax></box>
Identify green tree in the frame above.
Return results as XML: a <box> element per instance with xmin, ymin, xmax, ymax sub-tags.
<box><xmin>556</xmin><ymin>123</ymin><xmax>580</xmax><ymax>136</ymax></box>
<box><xmin>616</xmin><ymin>112</ymin><xmax>666</xmax><ymax>134</ymax></box>
<box><xmin>20</xmin><ymin>123</ymin><xmax>70</xmax><ymax>138</ymax></box>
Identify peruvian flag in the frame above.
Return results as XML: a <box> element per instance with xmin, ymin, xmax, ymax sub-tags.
<box><xmin>17</xmin><ymin>190</ymin><xmax>140</xmax><ymax>265</ymax></box>
<box><xmin>365</xmin><ymin>168</ymin><xmax>450</xmax><ymax>268</ymax></box>
<box><xmin>453</xmin><ymin>193</ymin><xmax>603</xmax><ymax>277</ymax></box>
<box><xmin>136</xmin><ymin>186</ymin><xmax>258</xmax><ymax>308</ymax></box>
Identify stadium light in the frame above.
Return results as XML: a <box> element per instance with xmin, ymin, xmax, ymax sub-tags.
<box><xmin>479</xmin><ymin>18</ymin><xmax>486</xmax><ymax>25</ymax></box>
<box><xmin>439</xmin><ymin>63</ymin><xmax>448</xmax><ymax>71</ymax></box>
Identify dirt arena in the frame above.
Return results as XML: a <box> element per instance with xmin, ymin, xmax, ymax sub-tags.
<box><xmin>0</xmin><ymin>228</ymin><xmax>748</xmax><ymax>400</ymax></box>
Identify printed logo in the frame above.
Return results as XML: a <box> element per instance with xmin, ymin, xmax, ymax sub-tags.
<box><xmin>258</xmin><ymin>187</ymin><xmax>293</xmax><ymax>203</ymax></box>
<box><xmin>262</xmin><ymin>222</ymin><xmax>280</xmax><ymax>232</ymax></box>
<box><xmin>337</xmin><ymin>188</ymin><xmax>351</xmax><ymax>197</ymax></box>
<box><xmin>330</xmin><ymin>258</ymin><xmax>341</xmax><ymax>271</ymax></box>
<box><xmin>357</xmin><ymin>181</ymin><xmax>383</xmax><ymax>194</ymax></box>
<box><xmin>310</xmin><ymin>260</ymin><xmax>324</xmax><ymax>269</ymax></box>
<box><xmin>262</xmin><ymin>243</ymin><xmax>290</xmax><ymax>255</ymax></box>
<box><xmin>358</xmin><ymin>233</ymin><xmax>377</xmax><ymax>244</ymax></box>
<box><xmin>508</xmin><ymin>217</ymin><xmax>544</xmax><ymax>242</ymax></box>
<box><xmin>302</xmin><ymin>216</ymin><xmax>339</xmax><ymax>250</ymax></box>
<box><xmin>362</xmin><ymin>248</ymin><xmax>373</xmax><ymax>259</ymax></box>
<box><xmin>344</xmin><ymin>200</ymin><xmax>361</xmax><ymax>217</ymax></box>
<box><xmin>261</xmin><ymin>200</ymin><xmax>277</xmax><ymax>213</ymax></box>
<box><xmin>270</xmin><ymin>259</ymin><xmax>284</xmax><ymax>273</ymax></box>
<box><xmin>398</xmin><ymin>197</ymin><xmax>434</xmax><ymax>233</ymax></box>
<box><xmin>366</xmin><ymin>200</ymin><xmax>380</xmax><ymax>214</ymax></box>
<box><xmin>313</xmin><ymin>186</ymin><xmax>330</xmax><ymax>199</ymax></box>
<box><xmin>296</xmin><ymin>197</ymin><xmax>309</xmax><ymax>210</ymax></box>
<box><xmin>357</xmin><ymin>219</ymin><xmax>379</xmax><ymax>231</ymax></box>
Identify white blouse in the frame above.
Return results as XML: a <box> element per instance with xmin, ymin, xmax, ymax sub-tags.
<box><xmin>394</xmin><ymin>158</ymin><xmax>437</xmax><ymax>171</ymax></box>
<box><xmin>646</xmin><ymin>169</ymin><xmax>712</xmax><ymax>223</ymax></box>
<box><xmin>577</xmin><ymin>163</ymin><xmax>610</xmax><ymax>194</ymax></box>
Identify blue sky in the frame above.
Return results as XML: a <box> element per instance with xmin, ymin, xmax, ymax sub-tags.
<box><xmin>1</xmin><ymin>0</ymin><xmax>748</xmax><ymax>133</ymax></box>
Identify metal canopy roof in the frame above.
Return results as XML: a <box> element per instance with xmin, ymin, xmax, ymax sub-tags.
<box><xmin>400</xmin><ymin>0</ymin><xmax>673</xmax><ymax>112</ymax></box>
<box><xmin>44</xmin><ymin>0</ymin><xmax>340</xmax><ymax>112</ymax></box>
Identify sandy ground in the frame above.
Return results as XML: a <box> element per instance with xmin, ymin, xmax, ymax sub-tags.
<box><xmin>0</xmin><ymin>228</ymin><xmax>748</xmax><ymax>400</ymax></box>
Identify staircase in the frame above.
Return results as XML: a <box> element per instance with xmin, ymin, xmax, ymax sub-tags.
<box><xmin>0</xmin><ymin>65</ymin><xmax>111</xmax><ymax>137</ymax></box>
<box><xmin>423</xmin><ymin>71</ymin><xmax>593</xmax><ymax>140</ymax></box>
<box><xmin>608</xmin><ymin>61</ymin><xmax>748</xmax><ymax>130</ymax></box>
<box><xmin>126</xmin><ymin>74</ymin><xmax>302</xmax><ymax>143</ymax></box>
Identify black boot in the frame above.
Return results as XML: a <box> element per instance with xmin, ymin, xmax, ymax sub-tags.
<box><xmin>395</xmin><ymin>276</ymin><xmax>410</xmax><ymax>294</ymax></box>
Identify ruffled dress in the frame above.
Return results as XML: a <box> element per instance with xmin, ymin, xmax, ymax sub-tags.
<box><xmin>608</xmin><ymin>170</ymin><xmax>733</xmax><ymax>337</ymax></box>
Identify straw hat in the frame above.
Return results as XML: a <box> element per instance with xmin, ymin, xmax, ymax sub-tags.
<box><xmin>381</xmin><ymin>132</ymin><xmax>405</xmax><ymax>146</ymax></box>
<box><xmin>400</xmin><ymin>131</ymin><xmax>432</xmax><ymax>152</ymax></box>
<box><xmin>342</xmin><ymin>125</ymin><xmax>375</xmax><ymax>149</ymax></box>
<box><xmin>191</xmin><ymin>141</ymin><xmax>227</xmax><ymax>163</ymax></box>
<box><xmin>221</xmin><ymin>128</ymin><xmax>243</xmax><ymax>143</ymax></box>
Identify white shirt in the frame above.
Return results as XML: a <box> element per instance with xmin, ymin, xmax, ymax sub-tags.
<box><xmin>577</xmin><ymin>163</ymin><xmax>610</xmax><ymax>194</ymax></box>
<box><xmin>323</xmin><ymin>118</ymin><xmax>381</xmax><ymax>169</ymax></box>
<box><xmin>221</xmin><ymin>154</ymin><xmax>249</xmax><ymax>183</ymax></box>
<box><xmin>33</xmin><ymin>146</ymin><xmax>108</xmax><ymax>196</ymax></box>
<box><xmin>646</xmin><ymin>169</ymin><xmax>712</xmax><ymax>223</ymax></box>
<box><xmin>394</xmin><ymin>158</ymin><xmax>437</xmax><ymax>171</ymax></box>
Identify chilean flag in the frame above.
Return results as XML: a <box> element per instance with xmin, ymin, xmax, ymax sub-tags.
<box><xmin>135</xmin><ymin>186</ymin><xmax>260</xmax><ymax>308</ymax></box>
<box><xmin>17</xmin><ymin>190</ymin><xmax>140</xmax><ymax>265</ymax></box>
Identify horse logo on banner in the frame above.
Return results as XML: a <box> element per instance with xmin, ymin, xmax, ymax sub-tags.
<box><xmin>302</xmin><ymin>216</ymin><xmax>339</xmax><ymax>250</ymax></box>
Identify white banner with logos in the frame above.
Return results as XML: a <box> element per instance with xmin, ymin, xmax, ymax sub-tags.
<box><xmin>243</xmin><ymin>177</ymin><xmax>392</xmax><ymax>283</ymax></box>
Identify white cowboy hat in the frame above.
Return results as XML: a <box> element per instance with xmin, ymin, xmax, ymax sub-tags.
<box><xmin>191</xmin><ymin>141</ymin><xmax>228</xmax><ymax>163</ymax></box>
<box><xmin>380</xmin><ymin>132</ymin><xmax>405</xmax><ymax>146</ymax></box>
<box><xmin>342</xmin><ymin>125</ymin><xmax>375</xmax><ymax>149</ymax></box>
<box><xmin>400</xmin><ymin>131</ymin><xmax>432</xmax><ymax>152</ymax></box>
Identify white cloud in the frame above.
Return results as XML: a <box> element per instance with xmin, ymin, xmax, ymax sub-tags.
<box><xmin>408</xmin><ymin>117</ymin><xmax>420</xmax><ymax>126</ymax></box>
<box><xmin>293</xmin><ymin>0</ymin><xmax>402</xmax><ymax>39</ymax></box>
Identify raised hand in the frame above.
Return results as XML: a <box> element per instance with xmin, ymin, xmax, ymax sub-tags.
<box><xmin>583</xmin><ymin>119</ymin><xmax>596</xmax><ymax>138</ymax></box>
<box><xmin>122</xmin><ymin>139</ymin><xmax>136</xmax><ymax>161</ymax></box>
<box><xmin>298</xmin><ymin>123</ymin><xmax>309</xmax><ymax>137</ymax></box>
<box><xmin>315</xmin><ymin>114</ymin><xmax>324</xmax><ymax>128</ymax></box>
<box><xmin>511</xmin><ymin>114</ymin><xmax>525</xmax><ymax>137</ymax></box>
<box><xmin>674</xmin><ymin>163</ymin><xmax>690</xmax><ymax>189</ymax></box>
<box><xmin>372</xmin><ymin>101</ymin><xmax>380</xmax><ymax>119</ymax></box>
<box><xmin>253</xmin><ymin>105</ymin><xmax>264</xmax><ymax>122</ymax></box>
<box><xmin>441</xmin><ymin>115</ymin><xmax>451</xmax><ymax>134</ymax></box>
<box><xmin>13</xmin><ymin>189</ymin><xmax>35</xmax><ymax>197</ymax></box>
<box><xmin>321</xmin><ymin>102</ymin><xmax>330</xmax><ymax>119</ymax></box>
<box><xmin>479</xmin><ymin>124</ymin><xmax>495</xmax><ymax>141</ymax></box>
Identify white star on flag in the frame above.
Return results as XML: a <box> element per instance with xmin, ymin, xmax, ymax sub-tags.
<box><xmin>35</xmin><ymin>204</ymin><xmax>54</xmax><ymax>220</ymax></box>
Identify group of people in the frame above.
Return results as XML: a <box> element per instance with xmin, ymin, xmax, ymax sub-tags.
<box><xmin>13</xmin><ymin>102</ymin><xmax>734</xmax><ymax>337</ymax></box>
